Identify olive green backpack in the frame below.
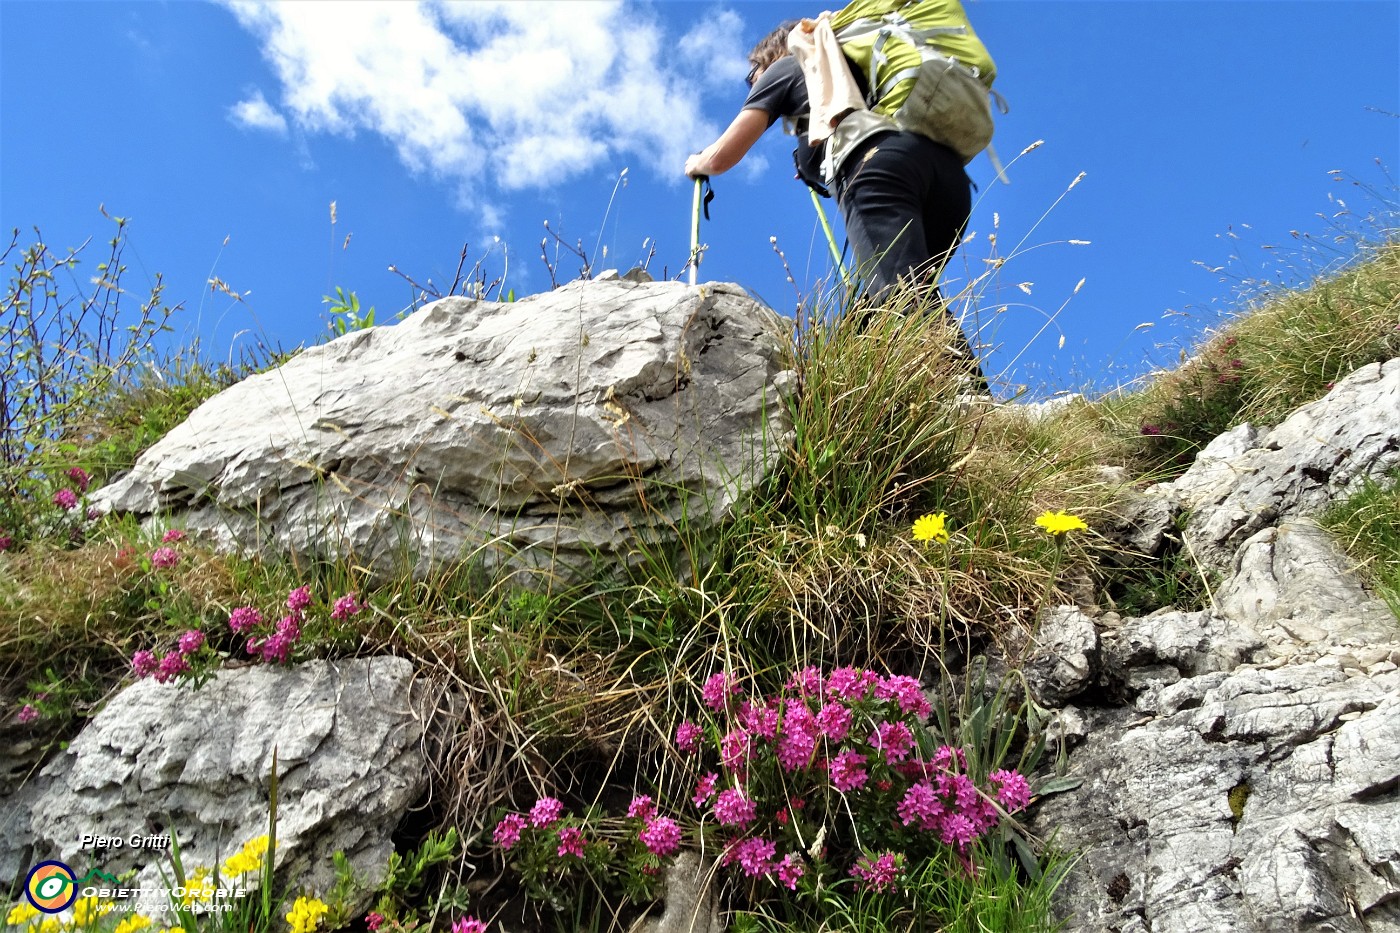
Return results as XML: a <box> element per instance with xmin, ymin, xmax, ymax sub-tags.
<box><xmin>822</xmin><ymin>0</ymin><xmax>1007</xmax><ymax>183</ymax></box>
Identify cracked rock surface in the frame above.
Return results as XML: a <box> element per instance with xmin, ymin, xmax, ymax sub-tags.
<box><xmin>0</xmin><ymin>658</ymin><xmax>433</xmax><ymax>911</ymax></box>
<box><xmin>93</xmin><ymin>278</ymin><xmax>795</xmax><ymax>584</ymax></box>
<box><xmin>1026</xmin><ymin>357</ymin><xmax>1400</xmax><ymax>932</ymax></box>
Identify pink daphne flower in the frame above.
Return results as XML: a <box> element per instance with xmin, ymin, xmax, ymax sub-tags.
<box><xmin>131</xmin><ymin>649</ymin><xmax>159</xmax><ymax>678</ymax></box>
<box><xmin>228</xmin><ymin>606</ymin><xmax>263</xmax><ymax>634</ymax></box>
<box><xmin>177</xmin><ymin>630</ymin><xmax>205</xmax><ymax>656</ymax></box>
<box><xmin>701</xmin><ymin>671</ymin><xmax>739</xmax><ymax>710</ymax></box>
<box><xmin>493</xmin><ymin>813</ymin><xmax>526</xmax><ymax>849</ymax></box>
<box><xmin>775</xmin><ymin>852</ymin><xmax>805</xmax><ymax>890</ymax></box>
<box><xmin>875</xmin><ymin>675</ymin><xmax>932</xmax><ymax>719</ymax></box>
<box><xmin>258</xmin><ymin>632</ymin><xmax>295</xmax><ymax>664</ymax></box>
<box><xmin>556</xmin><ymin>826</ymin><xmax>586</xmax><ymax>858</ymax></box>
<box><xmin>17</xmin><ymin>704</ymin><xmax>40</xmax><ymax>724</ymax></box>
<box><xmin>732</xmin><ymin>836</ymin><xmax>777</xmax><ymax>878</ymax></box>
<box><xmin>529</xmin><ymin>796</ymin><xmax>564</xmax><ymax>828</ymax></box>
<box><xmin>154</xmin><ymin>650</ymin><xmax>189</xmax><ymax>684</ymax></box>
<box><xmin>149</xmin><ymin>546</ymin><xmax>180</xmax><ymax>569</ymax></box>
<box><xmin>286</xmin><ymin>585</ymin><xmax>313</xmax><ymax>613</ymax></box>
<box><xmin>53</xmin><ymin>488</ymin><xmax>79</xmax><ymax>511</ymax></box>
<box><xmin>720</xmin><ymin>728</ymin><xmax>752</xmax><ymax>772</ymax></box>
<box><xmin>712</xmin><ymin>787</ymin><xmax>758</xmax><ymax>828</ymax></box>
<box><xmin>451</xmin><ymin>918</ymin><xmax>488</xmax><ymax>933</ymax></box>
<box><xmin>161</xmin><ymin>528</ymin><xmax>186</xmax><ymax>543</ymax></box>
<box><xmin>675</xmin><ymin>720</ymin><xmax>704</xmax><ymax>753</ymax></box>
<box><xmin>850</xmin><ymin>851</ymin><xmax>903</xmax><ymax>893</ymax></box>
<box><xmin>365</xmin><ymin>913</ymin><xmax>385</xmax><ymax>932</ymax></box>
<box><xmin>787</xmin><ymin>666</ymin><xmax>824</xmax><ymax>696</ymax></box>
<box><xmin>330</xmin><ymin>592</ymin><xmax>361</xmax><ymax>620</ymax></box>
<box><xmin>815</xmin><ymin>701</ymin><xmax>852</xmax><ymax>741</ymax></box>
<box><xmin>627</xmin><ymin>795</ymin><xmax>657</xmax><ymax>820</ymax></box>
<box><xmin>990</xmin><ymin>768</ymin><xmax>1032</xmax><ymax>811</ymax></box>
<box><xmin>825</xmin><ymin>666</ymin><xmax>877</xmax><ymax>701</ymax></box>
<box><xmin>776</xmin><ymin>703</ymin><xmax>819</xmax><ymax>772</ymax></box>
<box><xmin>870</xmin><ymin>721</ymin><xmax>915</xmax><ymax>764</ymax></box>
<box><xmin>66</xmin><ymin>467</ymin><xmax>92</xmax><ymax>492</ymax></box>
<box><xmin>739</xmin><ymin>699</ymin><xmax>781</xmax><ymax>741</ymax></box>
<box><xmin>639</xmin><ymin>816</ymin><xmax>682</xmax><ymax>856</ymax></box>
<box><xmin>829</xmin><ymin>750</ymin><xmax>869</xmax><ymax>793</ymax></box>
<box><xmin>692</xmin><ymin>772</ymin><xmax>719</xmax><ymax>807</ymax></box>
<box><xmin>939</xmin><ymin>812</ymin><xmax>979</xmax><ymax>850</ymax></box>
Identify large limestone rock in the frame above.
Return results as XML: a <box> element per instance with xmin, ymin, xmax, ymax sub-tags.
<box><xmin>1170</xmin><ymin>358</ymin><xmax>1400</xmax><ymax>570</ymax></box>
<box><xmin>1023</xmin><ymin>358</ymin><xmax>1400</xmax><ymax>932</ymax></box>
<box><xmin>94</xmin><ymin>279</ymin><xmax>796</xmax><ymax>583</ymax></box>
<box><xmin>0</xmin><ymin>658</ymin><xmax>435</xmax><ymax>908</ymax></box>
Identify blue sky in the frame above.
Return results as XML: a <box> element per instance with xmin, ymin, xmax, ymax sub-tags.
<box><xmin>2</xmin><ymin>1</ymin><xmax>1396</xmax><ymax>399</ymax></box>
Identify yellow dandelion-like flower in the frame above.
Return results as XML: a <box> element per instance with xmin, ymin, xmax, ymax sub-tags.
<box><xmin>180</xmin><ymin>868</ymin><xmax>215</xmax><ymax>907</ymax></box>
<box><xmin>285</xmin><ymin>897</ymin><xmax>329</xmax><ymax>933</ymax></box>
<box><xmin>7</xmin><ymin>903</ymin><xmax>40</xmax><ymax>927</ymax></box>
<box><xmin>222</xmin><ymin>835</ymin><xmax>271</xmax><ymax>877</ymax></box>
<box><xmin>912</xmin><ymin>512</ymin><xmax>949</xmax><ymax>544</ymax></box>
<box><xmin>36</xmin><ymin>919</ymin><xmax>61</xmax><ymax>933</ymax></box>
<box><xmin>70</xmin><ymin>897</ymin><xmax>104</xmax><ymax>929</ymax></box>
<box><xmin>112</xmin><ymin>915</ymin><xmax>153</xmax><ymax>933</ymax></box>
<box><xmin>1035</xmin><ymin>510</ymin><xmax>1088</xmax><ymax>536</ymax></box>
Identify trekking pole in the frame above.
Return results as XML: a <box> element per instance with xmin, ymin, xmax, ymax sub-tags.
<box><xmin>809</xmin><ymin>188</ymin><xmax>849</xmax><ymax>285</ymax></box>
<box><xmin>688</xmin><ymin>176</ymin><xmax>705</xmax><ymax>286</ymax></box>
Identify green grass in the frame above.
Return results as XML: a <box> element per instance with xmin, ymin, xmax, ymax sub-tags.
<box><xmin>1320</xmin><ymin>471</ymin><xmax>1400</xmax><ymax>619</ymax></box>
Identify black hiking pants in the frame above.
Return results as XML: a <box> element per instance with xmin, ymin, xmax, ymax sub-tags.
<box><xmin>835</xmin><ymin>130</ymin><xmax>982</xmax><ymax>383</ymax></box>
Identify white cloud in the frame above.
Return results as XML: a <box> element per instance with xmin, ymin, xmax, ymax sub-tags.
<box><xmin>678</xmin><ymin>9</ymin><xmax>751</xmax><ymax>89</ymax></box>
<box><xmin>228</xmin><ymin>89</ymin><xmax>288</xmax><ymax>134</ymax></box>
<box><xmin>219</xmin><ymin>0</ymin><xmax>749</xmax><ymax>205</ymax></box>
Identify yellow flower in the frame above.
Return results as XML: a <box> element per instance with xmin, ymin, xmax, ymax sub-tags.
<box><xmin>70</xmin><ymin>897</ymin><xmax>104</xmax><ymax>929</ymax></box>
<box><xmin>180</xmin><ymin>868</ymin><xmax>215</xmax><ymax>907</ymax></box>
<box><xmin>222</xmin><ymin>835</ymin><xmax>271</xmax><ymax>877</ymax></box>
<box><xmin>112</xmin><ymin>916</ymin><xmax>152</xmax><ymax>933</ymax></box>
<box><xmin>6</xmin><ymin>903</ymin><xmax>39</xmax><ymax>927</ymax></box>
<box><xmin>1035</xmin><ymin>510</ymin><xmax>1088</xmax><ymax>536</ymax></box>
<box><xmin>36</xmin><ymin>919</ymin><xmax>62</xmax><ymax>933</ymax></box>
<box><xmin>285</xmin><ymin>897</ymin><xmax>329</xmax><ymax>933</ymax></box>
<box><xmin>912</xmin><ymin>512</ymin><xmax>949</xmax><ymax>544</ymax></box>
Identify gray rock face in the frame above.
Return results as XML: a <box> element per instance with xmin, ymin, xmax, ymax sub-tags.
<box><xmin>0</xmin><ymin>658</ymin><xmax>433</xmax><ymax>908</ymax></box>
<box><xmin>1027</xmin><ymin>358</ymin><xmax>1400</xmax><ymax>932</ymax></box>
<box><xmin>1034</xmin><ymin>664</ymin><xmax>1400</xmax><ymax>933</ymax></box>
<box><xmin>93</xmin><ymin>279</ymin><xmax>796</xmax><ymax>583</ymax></box>
<box><xmin>1170</xmin><ymin>358</ymin><xmax>1400</xmax><ymax>571</ymax></box>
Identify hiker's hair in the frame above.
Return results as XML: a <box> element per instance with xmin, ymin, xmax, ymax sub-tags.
<box><xmin>747</xmin><ymin>20</ymin><xmax>798</xmax><ymax>86</ymax></box>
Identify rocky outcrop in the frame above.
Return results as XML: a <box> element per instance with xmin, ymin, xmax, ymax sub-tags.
<box><xmin>0</xmin><ymin>658</ymin><xmax>436</xmax><ymax>910</ymax></box>
<box><xmin>1024</xmin><ymin>358</ymin><xmax>1400</xmax><ymax>932</ymax></box>
<box><xmin>93</xmin><ymin>278</ymin><xmax>796</xmax><ymax>585</ymax></box>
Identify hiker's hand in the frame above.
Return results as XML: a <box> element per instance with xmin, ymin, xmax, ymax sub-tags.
<box><xmin>685</xmin><ymin>152</ymin><xmax>710</xmax><ymax>179</ymax></box>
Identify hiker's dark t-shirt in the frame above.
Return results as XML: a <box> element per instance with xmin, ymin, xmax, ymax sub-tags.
<box><xmin>741</xmin><ymin>55</ymin><xmax>826</xmax><ymax>192</ymax></box>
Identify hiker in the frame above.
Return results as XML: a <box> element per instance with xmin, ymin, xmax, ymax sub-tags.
<box><xmin>684</xmin><ymin>17</ymin><xmax>983</xmax><ymax>381</ymax></box>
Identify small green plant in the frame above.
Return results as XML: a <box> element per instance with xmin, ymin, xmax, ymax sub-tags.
<box><xmin>323</xmin><ymin>287</ymin><xmax>376</xmax><ymax>336</ymax></box>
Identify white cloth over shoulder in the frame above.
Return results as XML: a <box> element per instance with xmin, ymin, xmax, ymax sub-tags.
<box><xmin>786</xmin><ymin>13</ymin><xmax>866</xmax><ymax>145</ymax></box>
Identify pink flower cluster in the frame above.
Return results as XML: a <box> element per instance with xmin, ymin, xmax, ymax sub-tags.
<box><xmin>131</xmin><ymin>624</ymin><xmax>207</xmax><ymax>685</ymax></box>
<box><xmin>850</xmin><ymin>850</ymin><xmax>904</xmax><ymax>892</ymax></box>
<box><xmin>492</xmin><ymin>796</ymin><xmax>593</xmax><ymax>863</ymax></box>
<box><xmin>682</xmin><ymin>666</ymin><xmax>1035</xmax><ymax>892</ymax></box>
<box><xmin>148</xmin><ymin>529</ymin><xmax>188</xmax><ymax>570</ymax></box>
<box><xmin>451</xmin><ymin>918</ymin><xmax>488</xmax><ymax>933</ymax></box>
<box><xmin>49</xmin><ymin>467</ymin><xmax>94</xmax><ymax>514</ymax></box>
<box><xmin>227</xmin><ymin>585</ymin><xmax>360</xmax><ymax>665</ymax></box>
